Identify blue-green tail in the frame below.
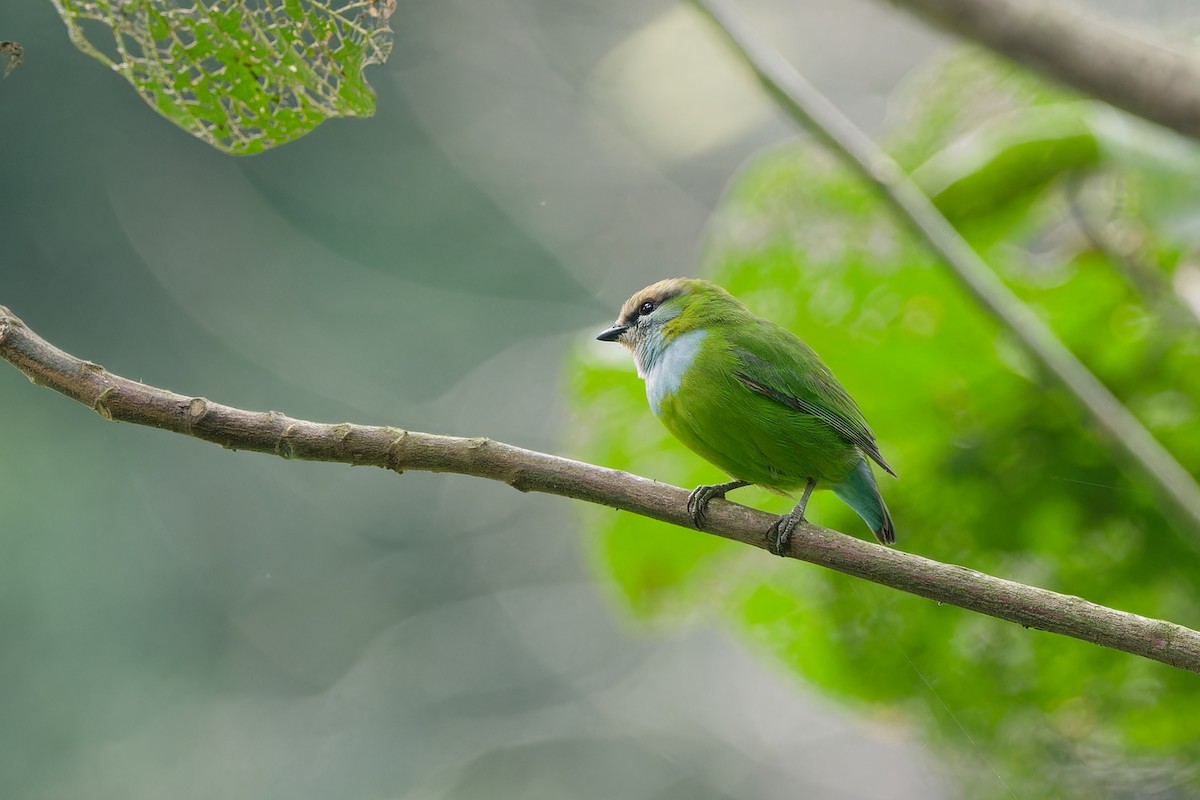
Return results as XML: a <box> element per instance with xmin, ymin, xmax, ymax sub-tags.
<box><xmin>831</xmin><ymin>458</ymin><xmax>895</xmax><ymax>545</ymax></box>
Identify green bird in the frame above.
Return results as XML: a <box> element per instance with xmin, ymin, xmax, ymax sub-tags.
<box><xmin>596</xmin><ymin>278</ymin><xmax>896</xmax><ymax>553</ymax></box>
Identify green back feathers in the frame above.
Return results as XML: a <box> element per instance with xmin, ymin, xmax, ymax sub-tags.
<box><xmin>673</xmin><ymin>281</ymin><xmax>894</xmax><ymax>477</ymax></box>
<box><xmin>729</xmin><ymin>321</ymin><xmax>896</xmax><ymax>477</ymax></box>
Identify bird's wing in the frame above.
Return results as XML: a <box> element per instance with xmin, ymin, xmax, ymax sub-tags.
<box><xmin>728</xmin><ymin>322</ymin><xmax>897</xmax><ymax>478</ymax></box>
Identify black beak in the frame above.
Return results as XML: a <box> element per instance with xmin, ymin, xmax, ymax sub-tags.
<box><xmin>596</xmin><ymin>324</ymin><xmax>629</xmax><ymax>342</ymax></box>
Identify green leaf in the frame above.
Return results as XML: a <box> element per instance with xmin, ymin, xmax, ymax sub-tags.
<box><xmin>913</xmin><ymin>102</ymin><xmax>1102</xmax><ymax>224</ymax></box>
<box><xmin>50</xmin><ymin>0</ymin><xmax>395</xmax><ymax>155</ymax></box>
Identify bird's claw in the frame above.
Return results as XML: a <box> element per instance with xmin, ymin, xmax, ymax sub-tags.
<box><xmin>687</xmin><ymin>485</ymin><xmax>717</xmax><ymax>528</ymax></box>
<box><xmin>767</xmin><ymin>511</ymin><xmax>805</xmax><ymax>557</ymax></box>
<box><xmin>768</xmin><ymin>478</ymin><xmax>816</xmax><ymax>556</ymax></box>
<box><xmin>687</xmin><ymin>480</ymin><xmax>750</xmax><ymax>529</ymax></box>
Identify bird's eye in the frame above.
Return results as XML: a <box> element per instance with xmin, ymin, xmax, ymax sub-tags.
<box><xmin>638</xmin><ymin>301</ymin><xmax>656</xmax><ymax>316</ymax></box>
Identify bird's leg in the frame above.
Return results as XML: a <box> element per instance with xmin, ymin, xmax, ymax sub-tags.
<box><xmin>768</xmin><ymin>478</ymin><xmax>817</xmax><ymax>556</ymax></box>
<box><xmin>687</xmin><ymin>480</ymin><xmax>751</xmax><ymax>528</ymax></box>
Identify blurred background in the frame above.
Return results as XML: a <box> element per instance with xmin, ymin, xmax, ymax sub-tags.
<box><xmin>3</xmin><ymin>0</ymin><xmax>1200</xmax><ymax>797</ymax></box>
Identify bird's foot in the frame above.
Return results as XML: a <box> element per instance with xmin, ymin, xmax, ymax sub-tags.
<box><xmin>767</xmin><ymin>510</ymin><xmax>806</xmax><ymax>556</ymax></box>
<box><xmin>768</xmin><ymin>478</ymin><xmax>817</xmax><ymax>557</ymax></box>
<box><xmin>687</xmin><ymin>480</ymin><xmax>750</xmax><ymax>528</ymax></box>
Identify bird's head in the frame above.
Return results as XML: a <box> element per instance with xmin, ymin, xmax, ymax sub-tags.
<box><xmin>597</xmin><ymin>278</ymin><xmax>744</xmax><ymax>375</ymax></box>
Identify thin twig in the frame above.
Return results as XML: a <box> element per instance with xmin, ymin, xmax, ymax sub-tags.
<box><xmin>690</xmin><ymin>0</ymin><xmax>1200</xmax><ymax>550</ymax></box>
<box><xmin>882</xmin><ymin>0</ymin><xmax>1200</xmax><ymax>142</ymax></box>
<box><xmin>3</xmin><ymin>304</ymin><xmax>1200</xmax><ymax>673</ymax></box>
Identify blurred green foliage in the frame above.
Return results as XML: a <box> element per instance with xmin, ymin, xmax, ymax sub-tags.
<box><xmin>51</xmin><ymin>0</ymin><xmax>393</xmax><ymax>154</ymax></box>
<box><xmin>570</xmin><ymin>51</ymin><xmax>1200</xmax><ymax>798</ymax></box>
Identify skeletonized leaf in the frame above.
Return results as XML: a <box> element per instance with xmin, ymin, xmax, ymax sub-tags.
<box><xmin>51</xmin><ymin>0</ymin><xmax>395</xmax><ymax>155</ymax></box>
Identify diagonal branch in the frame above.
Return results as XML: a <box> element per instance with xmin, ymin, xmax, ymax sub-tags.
<box><xmin>4</xmin><ymin>304</ymin><xmax>1200</xmax><ymax>673</ymax></box>
<box><xmin>882</xmin><ymin>0</ymin><xmax>1200</xmax><ymax>142</ymax></box>
<box><xmin>691</xmin><ymin>0</ymin><xmax>1200</xmax><ymax>551</ymax></box>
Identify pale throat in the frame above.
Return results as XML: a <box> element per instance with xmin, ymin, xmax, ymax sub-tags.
<box><xmin>635</xmin><ymin>328</ymin><xmax>707</xmax><ymax>416</ymax></box>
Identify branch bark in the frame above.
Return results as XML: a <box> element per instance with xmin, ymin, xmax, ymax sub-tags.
<box><xmin>691</xmin><ymin>0</ymin><xmax>1200</xmax><ymax>552</ymax></box>
<box><xmin>883</xmin><ymin>0</ymin><xmax>1200</xmax><ymax>142</ymax></box>
<box><xmin>4</xmin><ymin>305</ymin><xmax>1200</xmax><ymax>674</ymax></box>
